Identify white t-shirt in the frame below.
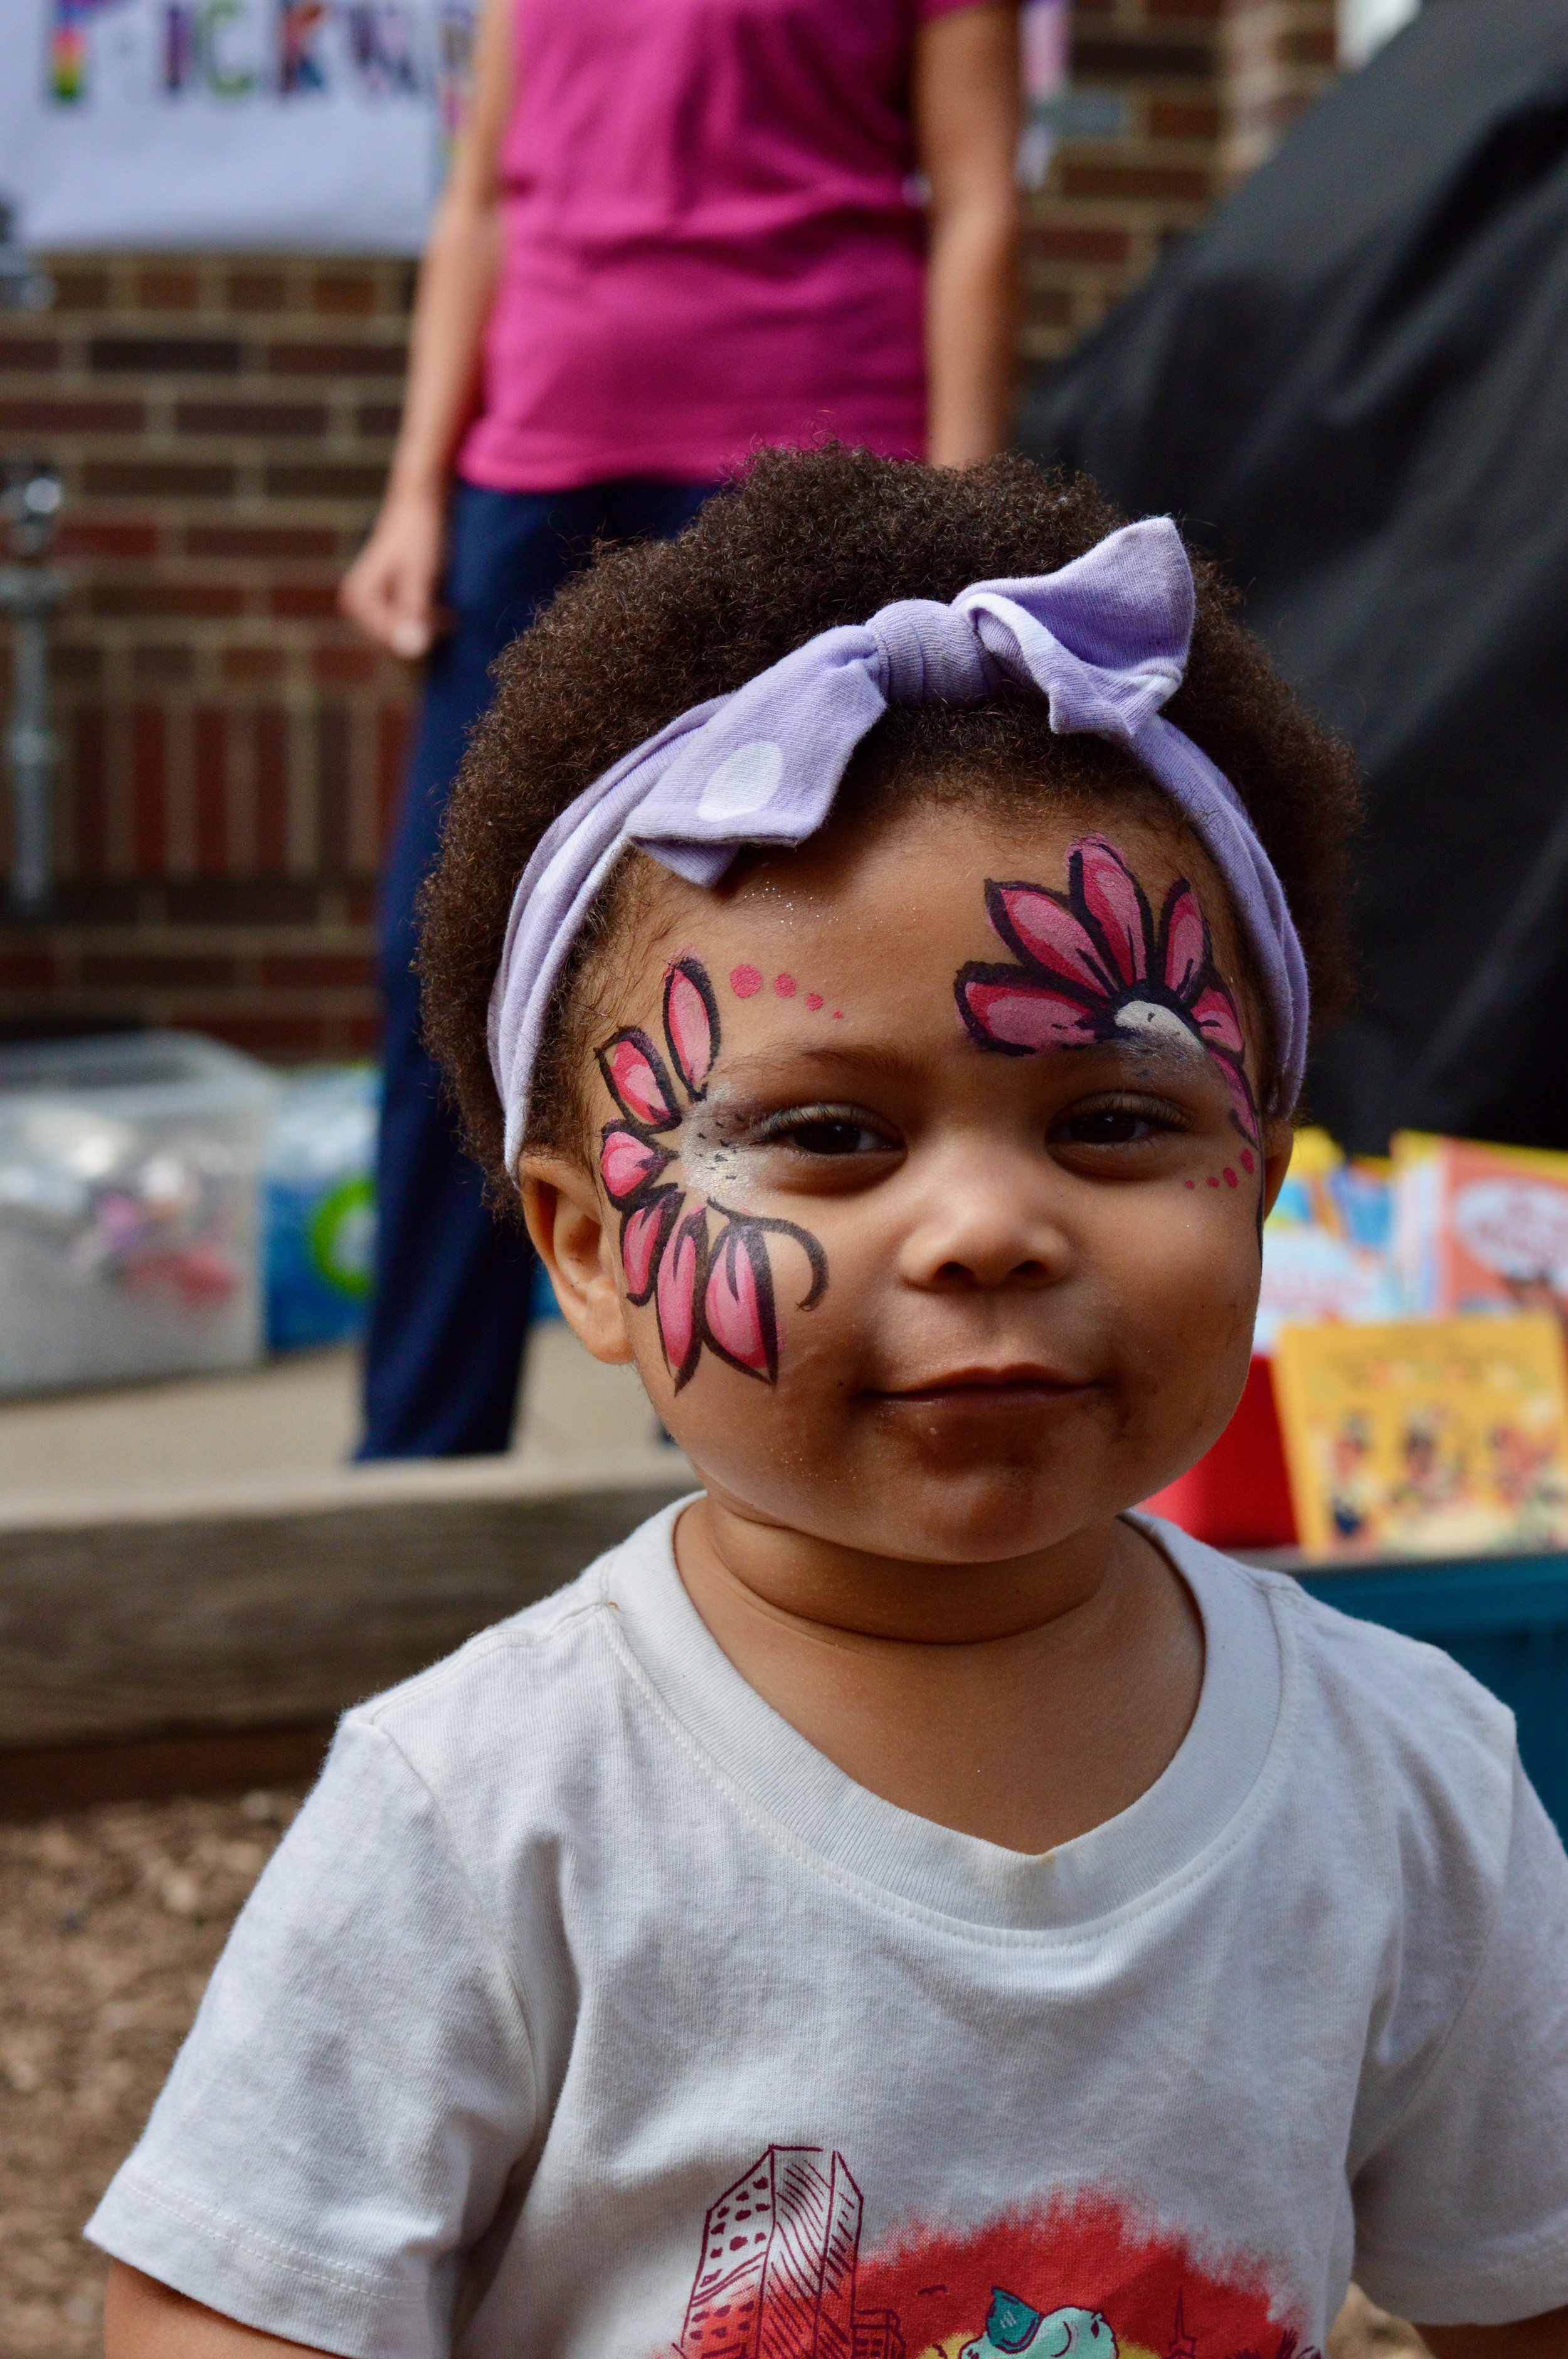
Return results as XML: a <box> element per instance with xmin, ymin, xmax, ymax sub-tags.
<box><xmin>88</xmin><ymin>1504</ymin><xmax>1568</xmax><ymax>2359</ymax></box>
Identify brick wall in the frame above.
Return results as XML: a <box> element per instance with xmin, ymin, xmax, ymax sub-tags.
<box><xmin>1222</xmin><ymin>0</ymin><xmax>1340</xmax><ymax>179</ymax></box>
<box><xmin>0</xmin><ymin>253</ymin><xmax>413</xmax><ymax>1058</ymax></box>
<box><xmin>0</xmin><ymin>1</ymin><xmax>1341</xmax><ymax>1060</ymax></box>
<box><xmin>1023</xmin><ymin>0</ymin><xmax>1338</xmax><ymax>368</ymax></box>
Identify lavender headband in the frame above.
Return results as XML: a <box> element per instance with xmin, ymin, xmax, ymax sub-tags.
<box><xmin>487</xmin><ymin>516</ymin><xmax>1308</xmax><ymax>1172</ymax></box>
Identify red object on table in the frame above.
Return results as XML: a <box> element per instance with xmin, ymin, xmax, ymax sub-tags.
<box><xmin>1140</xmin><ymin>1355</ymin><xmax>1298</xmax><ymax>1548</ymax></box>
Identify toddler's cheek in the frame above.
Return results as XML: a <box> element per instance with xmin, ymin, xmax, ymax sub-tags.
<box><xmin>651</xmin><ymin>1299</ymin><xmax>861</xmax><ymax>1498</ymax></box>
<box><xmin>1113</xmin><ymin>1205</ymin><xmax>1260</xmax><ymax>1466</ymax></box>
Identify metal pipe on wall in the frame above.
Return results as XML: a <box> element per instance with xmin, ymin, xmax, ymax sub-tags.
<box><xmin>0</xmin><ymin>199</ymin><xmax>65</xmax><ymax>923</ymax></box>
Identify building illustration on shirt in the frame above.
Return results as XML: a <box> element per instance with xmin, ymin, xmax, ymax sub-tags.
<box><xmin>674</xmin><ymin>2148</ymin><xmax>1322</xmax><ymax>2359</ymax></box>
<box><xmin>677</xmin><ymin>2147</ymin><xmax>903</xmax><ymax>2359</ymax></box>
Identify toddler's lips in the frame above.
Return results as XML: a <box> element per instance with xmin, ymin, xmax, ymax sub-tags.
<box><xmin>872</xmin><ymin>1365</ymin><xmax>1096</xmax><ymax>1408</ymax></box>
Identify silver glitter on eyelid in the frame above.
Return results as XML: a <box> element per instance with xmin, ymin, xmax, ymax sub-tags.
<box><xmin>680</xmin><ymin>1087</ymin><xmax>762</xmax><ymax>1210</ymax></box>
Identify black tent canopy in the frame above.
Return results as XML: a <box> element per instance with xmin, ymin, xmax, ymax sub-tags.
<box><xmin>1023</xmin><ymin>0</ymin><xmax>1568</xmax><ymax>1153</ymax></box>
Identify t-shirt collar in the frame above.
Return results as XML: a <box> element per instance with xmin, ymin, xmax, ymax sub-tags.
<box><xmin>598</xmin><ymin>1498</ymin><xmax>1288</xmax><ymax>1936</ymax></box>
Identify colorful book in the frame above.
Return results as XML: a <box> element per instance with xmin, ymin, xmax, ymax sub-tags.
<box><xmin>1255</xmin><ymin>1127</ymin><xmax>1397</xmax><ymax>1355</ymax></box>
<box><xmin>1392</xmin><ymin>1131</ymin><xmax>1568</xmax><ymax>1324</ymax></box>
<box><xmin>1271</xmin><ymin>1314</ymin><xmax>1568</xmax><ymax>1557</ymax></box>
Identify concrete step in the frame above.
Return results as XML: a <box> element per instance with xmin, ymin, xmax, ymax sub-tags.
<box><xmin>0</xmin><ymin>1328</ymin><xmax>692</xmax><ymax>1762</ymax></box>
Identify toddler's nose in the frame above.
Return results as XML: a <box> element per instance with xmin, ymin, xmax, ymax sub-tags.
<box><xmin>896</xmin><ymin>1173</ymin><xmax>1071</xmax><ymax>1292</ymax></box>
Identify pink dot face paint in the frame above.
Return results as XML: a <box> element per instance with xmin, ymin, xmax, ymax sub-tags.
<box><xmin>597</xmin><ymin>954</ymin><xmax>827</xmax><ymax>1391</ymax></box>
<box><xmin>730</xmin><ymin>959</ymin><xmax>841</xmax><ymax>1016</ymax></box>
<box><xmin>954</xmin><ymin>833</ymin><xmax>1262</xmax><ymax>1154</ymax></box>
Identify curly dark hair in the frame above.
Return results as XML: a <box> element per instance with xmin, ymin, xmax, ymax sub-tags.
<box><xmin>420</xmin><ymin>446</ymin><xmax>1359</xmax><ymax>1199</ymax></box>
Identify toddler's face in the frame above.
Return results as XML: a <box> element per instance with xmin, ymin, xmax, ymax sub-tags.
<box><xmin>527</xmin><ymin>799</ymin><xmax>1291</xmax><ymax>1567</ymax></box>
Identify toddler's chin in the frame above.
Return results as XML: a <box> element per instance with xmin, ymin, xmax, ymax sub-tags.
<box><xmin>850</xmin><ymin>1471</ymin><xmax>1146</xmax><ymax>1566</ymax></box>
<box><xmin>693</xmin><ymin>1444</ymin><xmax>1153</xmax><ymax>1567</ymax></box>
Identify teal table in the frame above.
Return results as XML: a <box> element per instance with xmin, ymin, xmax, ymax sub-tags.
<box><xmin>1294</xmin><ymin>1553</ymin><xmax>1568</xmax><ymax>1839</ymax></box>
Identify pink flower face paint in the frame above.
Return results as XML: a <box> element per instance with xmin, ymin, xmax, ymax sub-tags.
<box><xmin>955</xmin><ymin>834</ymin><xmax>1261</xmax><ymax>1149</ymax></box>
<box><xmin>597</xmin><ymin>956</ymin><xmax>828</xmax><ymax>1390</ymax></box>
<box><xmin>602</xmin><ymin>1032</ymin><xmax>681</xmax><ymax>1131</ymax></box>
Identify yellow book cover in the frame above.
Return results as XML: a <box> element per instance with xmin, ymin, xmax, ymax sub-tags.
<box><xmin>1272</xmin><ymin>1314</ymin><xmax>1568</xmax><ymax>1557</ymax></box>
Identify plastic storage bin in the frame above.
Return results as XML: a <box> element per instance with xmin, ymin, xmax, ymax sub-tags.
<box><xmin>0</xmin><ymin>1030</ymin><xmax>278</xmax><ymax>1393</ymax></box>
<box><xmin>264</xmin><ymin>1066</ymin><xmax>378</xmax><ymax>1352</ymax></box>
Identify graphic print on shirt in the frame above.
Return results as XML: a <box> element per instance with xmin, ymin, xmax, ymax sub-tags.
<box><xmin>671</xmin><ymin>2146</ymin><xmax>1320</xmax><ymax>2359</ymax></box>
<box><xmin>598</xmin><ymin>956</ymin><xmax>827</xmax><ymax>1388</ymax></box>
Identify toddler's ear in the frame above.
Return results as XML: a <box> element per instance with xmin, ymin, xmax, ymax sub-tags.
<box><xmin>519</xmin><ymin>1156</ymin><xmax>637</xmax><ymax>1366</ymax></box>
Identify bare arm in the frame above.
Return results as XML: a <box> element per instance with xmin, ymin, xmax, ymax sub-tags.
<box><xmin>337</xmin><ymin>0</ymin><xmax>514</xmax><ymax>657</ymax></box>
<box><xmin>913</xmin><ymin>3</ymin><xmax>1020</xmax><ymax>468</ymax></box>
<box><xmin>1419</xmin><ymin>2313</ymin><xmax>1568</xmax><ymax>2358</ymax></box>
<box><xmin>103</xmin><ymin>2262</ymin><xmax>336</xmax><ymax>2359</ymax></box>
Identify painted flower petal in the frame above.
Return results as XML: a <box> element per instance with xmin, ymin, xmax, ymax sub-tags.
<box><xmin>599</xmin><ymin>1030</ymin><xmax>680</xmax><ymax>1129</ymax></box>
<box><xmin>1073</xmin><ymin>836</ymin><xmax>1152</xmax><ymax>988</ymax></box>
<box><xmin>958</xmin><ymin>971</ymin><xmax>1098</xmax><ymax>1055</ymax></box>
<box><xmin>704</xmin><ymin>1221</ymin><xmax>775</xmax><ymax>1378</ymax></box>
<box><xmin>656</xmin><ymin>1205</ymin><xmax>706</xmax><ymax>1383</ymax></box>
<box><xmin>987</xmin><ymin>884</ymin><xmax>1108</xmax><ymax>997</ymax></box>
<box><xmin>1160</xmin><ymin>882</ymin><xmax>1208</xmax><ymax>999</ymax></box>
<box><xmin>1221</xmin><ymin>1057</ymin><xmax>1262</xmax><ymax>1146</ymax></box>
<box><xmin>600</xmin><ymin>1126</ymin><xmax>672</xmax><ymax>1207</ymax></box>
<box><xmin>1189</xmin><ymin>983</ymin><xmax>1245</xmax><ymax>1057</ymax></box>
<box><xmin>621</xmin><ymin>1189</ymin><xmax>679</xmax><ymax>1303</ymax></box>
<box><xmin>664</xmin><ymin>959</ymin><xmax>718</xmax><ymax>1097</ymax></box>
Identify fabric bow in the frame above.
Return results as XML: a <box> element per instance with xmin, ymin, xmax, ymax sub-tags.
<box><xmin>489</xmin><ymin>517</ymin><xmax>1307</xmax><ymax>1170</ymax></box>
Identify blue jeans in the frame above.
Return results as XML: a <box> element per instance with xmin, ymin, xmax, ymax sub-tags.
<box><xmin>359</xmin><ymin>477</ymin><xmax>716</xmax><ymax>1458</ymax></box>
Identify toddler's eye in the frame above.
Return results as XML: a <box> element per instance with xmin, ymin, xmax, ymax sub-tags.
<box><xmin>1051</xmin><ymin>1097</ymin><xmax>1178</xmax><ymax>1149</ymax></box>
<box><xmin>752</xmin><ymin>1109</ymin><xmax>894</xmax><ymax>1158</ymax></box>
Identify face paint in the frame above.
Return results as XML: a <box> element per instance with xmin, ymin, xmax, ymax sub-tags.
<box><xmin>597</xmin><ymin>955</ymin><xmax>828</xmax><ymax>1390</ymax></box>
<box><xmin>1184</xmin><ymin>1145</ymin><xmax>1257</xmax><ymax>1193</ymax></box>
<box><xmin>955</xmin><ymin>834</ymin><xmax>1261</xmax><ymax>1148</ymax></box>
<box><xmin>729</xmin><ymin>961</ymin><xmax>839</xmax><ymax>1016</ymax></box>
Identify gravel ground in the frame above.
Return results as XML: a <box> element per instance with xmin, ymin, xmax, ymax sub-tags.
<box><xmin>0</xmin><ymin>1791</ymin><xmax>1428</xmax><ymax>2359</ymax></box>
<box><xmin>0</xmin><ymin>1789</ymin><xmax>301</xmax><ymax>2359</ymax></box>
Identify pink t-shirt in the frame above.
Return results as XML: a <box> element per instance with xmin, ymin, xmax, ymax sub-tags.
<box><xmin>457</xmin><ymin>0</ymin><xmax>984</xmax><ymax>493</ymax></box>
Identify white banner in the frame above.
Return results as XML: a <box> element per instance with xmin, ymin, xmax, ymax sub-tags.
<box><xmin>0</xmin><ymin>0</ymin><xmax>472</xmax><ymax>252</ymax></box>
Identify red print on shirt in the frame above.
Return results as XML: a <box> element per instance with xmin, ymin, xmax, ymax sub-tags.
<box><xmin>670</xmin><ymin>2146</ymin><xmax>1318</xmax><ymax>2359</ymax></box>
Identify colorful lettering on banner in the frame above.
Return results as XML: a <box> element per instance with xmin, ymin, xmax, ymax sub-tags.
<box><xmin>47</xmin><ymin>0</ymin><xmax>443</xmax><ymax>102</ymax></box>
<box><xmin>15</xmin><ymin>0</ymin><xmax>473</xmax><ymax>248</ymax></box>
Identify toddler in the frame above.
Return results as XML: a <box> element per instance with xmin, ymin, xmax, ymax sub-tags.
<box><xmin>95</xmin><ymin>452</ymin><xmax>1568</xmax><ymax>2359</ymax></box>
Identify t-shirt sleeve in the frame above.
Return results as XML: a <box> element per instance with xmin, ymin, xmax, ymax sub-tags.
<box><xmin>1352</xmin><ymin>1751</ymin><xmax>1568</xmax><ymax>2327</ymax></box>
<box><xmin>85</xmin><ymin>1717</ymin><xmax>538</xmax><ymax>2359</ymax></box>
